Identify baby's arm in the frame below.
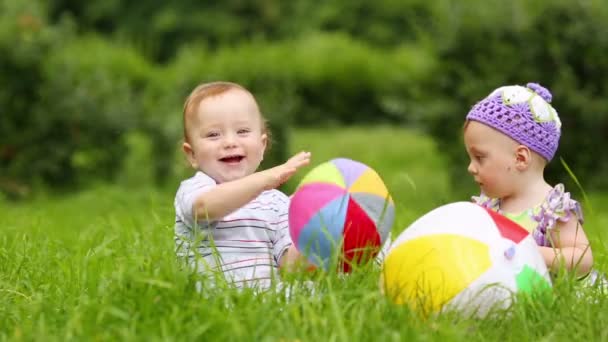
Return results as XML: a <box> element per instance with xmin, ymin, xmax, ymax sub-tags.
<box><xmin>538</xmin><ymin>216</ymin><xmax>593</xmax><ymax>277</ymax></box>
<box><xmin>193</xmin><ymin>151</ymin><xmax>311</xmax><ymax>221</ymax></box>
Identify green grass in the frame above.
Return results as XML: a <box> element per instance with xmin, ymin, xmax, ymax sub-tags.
<box><xmin>1</xmin><ymin>126</ymin><xmax>607</xmax><ymax>341</ymax></box>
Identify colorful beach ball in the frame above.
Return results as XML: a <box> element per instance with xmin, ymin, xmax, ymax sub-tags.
<box><xmin>381</xmin><ymin>202</ymin><xmax>551</xmax><ymax>317</ymax></box>
<box><xmin>289</xmin><ymin>158</ymin><xmax>395</xmax><ymax>272</ymax></box>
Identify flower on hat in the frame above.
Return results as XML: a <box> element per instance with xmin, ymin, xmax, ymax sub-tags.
<box><xmin>529</xmin><ymin>95</ymin><xmax>561</xmax><ymax>128</ymax></box>
<box><xmin>489</xmin><ymin>85</ymin><xmax>561</xmax><ymax>128</ymax></box>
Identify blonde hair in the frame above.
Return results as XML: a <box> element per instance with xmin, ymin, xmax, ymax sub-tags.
<box><xmin>182</xmin><ymin>81</ymin><xmax>271</xmax><ymax>147</ymax></box>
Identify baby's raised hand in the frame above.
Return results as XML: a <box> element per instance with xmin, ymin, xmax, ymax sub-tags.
<box><xmin>261</xmin><ymin>151</ymin><xmax>311</xmax><ymax>190</ymax></box>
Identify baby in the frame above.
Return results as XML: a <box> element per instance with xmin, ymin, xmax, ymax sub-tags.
<box><xmin>174</xmin><ymin>81</ymin><xmax>310</xmax><ymax>289</ymax></box>
<box><xmin>463</xmin><ymin>82</ymin><xmax>594</xmax><ymax>278</ymax></box>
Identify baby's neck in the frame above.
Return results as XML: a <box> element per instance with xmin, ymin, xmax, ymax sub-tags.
<box><xmin>499</xmin><ymin>179</ymin><xmax>552</xmax><ymax>214</ymax></box>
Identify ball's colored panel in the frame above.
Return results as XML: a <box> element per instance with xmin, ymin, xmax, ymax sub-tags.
<box><xmin>349</xmin><ymin>168</ymin><xmax>391</xmax><ymax>202</ymax></box>
<box><xmin>383</xmin><ymin>234</ymin><xmax>491</xmax><ymax>313</ymax></box>
<box><xmin>331</xmin><ymin>158</ymin><xmax>369</xmax><ymax>188</ymax></box>
<box><xmin>484</xmin><ymin>208</ymin><xmax>528</xmax><ymax>243</ymax></box>
<box><xmin>342</xmin><ymin>197</ymin><xmax>381</xmax><ymax>272</ymax></box>
<box><xmin>298</xmin><ymin>161</ymin><xmax>345</xmax><ymax>189</ymax></box>
<box><xmin>516</xmin><ymin>265</ymin><xmax>552</xmax><ymax>293</ymax></box>
<box><xmin>289</xmin><ymin>183</ymin><xmax>346</xmax><ymax>239</ymax></box>
<box><xmin>350</xmin><ymin>192</ymin><xmax>394</xmax><ymax>242</ymax></box>
<box><xmin>296</xmin><ymin>194</ymin><xmax>350</xmax><ymax>268</ymax></box>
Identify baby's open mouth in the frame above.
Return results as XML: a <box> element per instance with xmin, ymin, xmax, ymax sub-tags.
<box><xmin>220</xmin><ymin>155</ymin><xmax>244</xmax><ymax>163</ymax></box>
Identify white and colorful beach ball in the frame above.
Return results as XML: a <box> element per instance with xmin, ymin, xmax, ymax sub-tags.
<box><xmin>289</xmin><ymin>158</ymin><xmax>394</xmax><ymax>272</ymax></box>
<box><xmin>381</xmin><ymin>202</ymin><xmax>552</xmax><ymax>317</ymax></box>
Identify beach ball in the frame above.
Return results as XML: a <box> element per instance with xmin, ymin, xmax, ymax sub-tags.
<box><xmin>381</xmin><ymin>202</ymin><xmax>551</xmax><ymax>317</ymax></box>
<box><xmin>289</xmin><ymin>158</ymin><xmax>395</xmax><ymax>272</ymax></box>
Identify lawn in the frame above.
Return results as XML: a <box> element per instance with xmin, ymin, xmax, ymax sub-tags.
<box><xmin>1</xmin><ymin>126</ymin><xmax>606</xmax><ymax>341</ymax></box>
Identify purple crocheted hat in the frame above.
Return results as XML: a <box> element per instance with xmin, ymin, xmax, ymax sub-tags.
<box><xmin>466</xmin><ymin>82</ymin><xmax>562</xmax><ymax>161</ymax></box>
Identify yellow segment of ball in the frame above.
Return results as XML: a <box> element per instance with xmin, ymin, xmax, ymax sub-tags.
<box><xmin>348</xmin><ymin>168</ymin><xmax>392</xmax><ymax>203</ymax></box>
<box><xmin>382</xmin><ymin>234</ymin><xmax>491</xmax><ymax>314</ymax></box>
<box><xmin>298</xmin><ymin>161</ymin><xmax>346</xmax><ymax>189</ymax></box>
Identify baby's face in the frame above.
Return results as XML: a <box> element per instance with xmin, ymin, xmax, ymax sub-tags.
<box><xmin>184</xmin><ymin>88</ymin><xmax>267</xmax><ymax>183</ymax></box>
<box><xmin>463</xmin><ymin>121</ymin><xmax>519</xmax><ymax>198</ymax></box>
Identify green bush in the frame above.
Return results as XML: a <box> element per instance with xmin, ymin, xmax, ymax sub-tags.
<box><xmin>45</xmin><ymin>0</ymin><xmax>434</xmax><ymax>62</ymax></box>
<box><xmin>0</xmin><ymin>0</ymin><xmax>155</xmax><ymax>197</ymax></box>
<box><xmin>36</xmin><ymin>37</ymin><xmax>154</xmax><ymax>187</ymax></box>
<box><xmin>289</xmin><ymin>33</ymin><xmax>436</xmax><ymax>125</ymax></box>
<box><xmin>0</xmin><ymin>0</ymin><xmax>64</xmax><ymax>197</ymax></box>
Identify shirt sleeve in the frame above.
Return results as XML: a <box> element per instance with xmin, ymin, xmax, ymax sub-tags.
<box><xmin>174</xmin><ymin>172</ymin><xmax>217</xmax><ymax>228</ymax></box>
<box><xmin>271</xmin><ymin>191</ymin><xmax>293</xmax><ymax>263</ymax></box>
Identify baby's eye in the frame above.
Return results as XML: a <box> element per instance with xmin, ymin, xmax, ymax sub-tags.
<box><xmin>237</xmin><ymin>129</ymin><xmax>251</xmax><ymax>135</ymax></box>
<box><xmin>205</xmin><ymin>132</ymin><xmax>220</xmax><ymax>138</ymax></box>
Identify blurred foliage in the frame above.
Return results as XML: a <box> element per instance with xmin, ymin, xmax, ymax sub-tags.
<box><xmin>38</xmin><ymin>37</ymin><xmax>153</xmax><ymax>185</ymax></box>
<box><xmin>45</xmin><ymin>0</ymin><xmax>434</xmax><ymax>62</ymax></box>
<box><xmin>0</xmin><ymin>0</ymin><xmax>67</xmax><ymax>197</ymax></box>
<box><xmin>0</xmin><ymin>0</ymin><xmax>154</xmax><ymax>197</ymax></box>
<box><xmin>2</xmin><ymin>0</ymin><xmax>608</xmax><ymax>198</ymax></box>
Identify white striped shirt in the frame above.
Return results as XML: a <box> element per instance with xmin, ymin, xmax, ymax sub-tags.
<box><xmin>174</xmin><ymin>171</ymin><xmax>292</xmax><ymax>289</ymax></box>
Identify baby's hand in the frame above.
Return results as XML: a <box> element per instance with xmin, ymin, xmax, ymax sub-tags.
<box><xmin>261</xmin><ymin>151</ymin><xmax>311</xmax><ymax>190</ymax></box>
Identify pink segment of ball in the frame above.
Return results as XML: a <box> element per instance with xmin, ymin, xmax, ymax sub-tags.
<box><xmin>289</xmin><ymin>182</ymin><xmax>346</xmax><ymax>242</ymax></box>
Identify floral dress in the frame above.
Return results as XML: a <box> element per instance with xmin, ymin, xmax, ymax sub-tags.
<box><xmin>473</xmin><ymin>184</ymin><xmax>583</xmax><ymax>248</ymax></box>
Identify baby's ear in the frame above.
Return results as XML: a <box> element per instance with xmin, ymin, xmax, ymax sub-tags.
<box><xmin>182</xmin><ymin>142</ymin><xmax>198</xmax><ymax>169</ymax></box>
<box><xmin>514</xmin><ymin>145</ymin><xmax>532</xmax><ymax>170</ymax></box>
<box><xmin>261</xmin><ymin>133</ymin><xmax>268</xmax><ymax>155</ymax></box>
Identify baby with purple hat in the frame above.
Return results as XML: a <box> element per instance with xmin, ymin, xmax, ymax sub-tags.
<box><xmin>463</xmin><ymin>82</ymin><xmax>602</xmax><ymax>284</ymax></box>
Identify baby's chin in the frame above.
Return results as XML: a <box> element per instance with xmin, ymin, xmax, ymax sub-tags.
<box><xmin>480</xmin><ymin>189</ymin><xmax>504</xmax><ymax>199</ymax></box>
<box><xmin>214</xmin><ymin>171</ymin><xmax>258</xmax><ymax>184</ymax></box>
<box><xmin>203</xmin><ymin>160</ymin><xmax>262</xmax><ymax>183</ymax></box>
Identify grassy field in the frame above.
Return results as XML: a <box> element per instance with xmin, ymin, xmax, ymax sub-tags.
<box><xmin>1</xmin><ymin>127</ymin><xmax>607</xmax><ymax>341</ymax></box>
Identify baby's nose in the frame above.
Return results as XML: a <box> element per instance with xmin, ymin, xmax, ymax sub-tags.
<box><xmin>222</xmin><ymin>133</ymin><xmax>238</xmax><ymax>147</ymax></box>
<box><xmin>467</xmin><ymin>162</ymin><xmax>476</xmax><ymax>175</ymax></box>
